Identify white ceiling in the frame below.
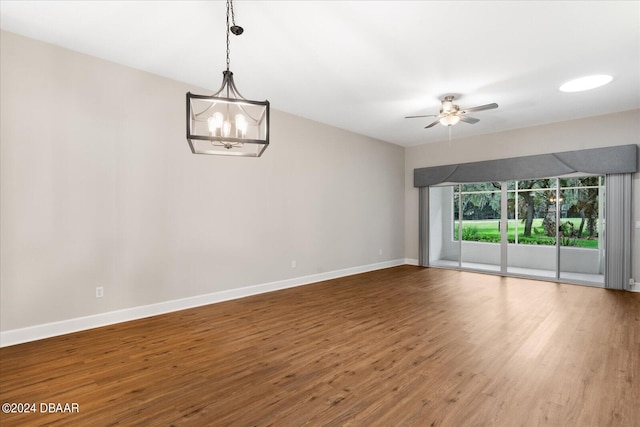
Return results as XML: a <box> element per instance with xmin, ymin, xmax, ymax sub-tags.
<box><xmin>1</xmin><ymin>1</ymin><xmax>639</xmax><ymax>147</ymax></box>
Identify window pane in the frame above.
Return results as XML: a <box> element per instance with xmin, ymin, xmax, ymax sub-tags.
<box><xmin>560</xmin><ymin>176</ymin><xmax>600</xmax><ymax>188</ymax></box>
<box><xmin>515</xmin><ymin>179</ymin><xmax>556</xmax><ymax>246</ymax></box>
<box><xmin>559</xmin><ymin>178</ymin><xmax>601</xmax><ymax>248</ymax></box>
<box><xmin>517</xmin><ymin>178</ymin><xmax>556</xmax><ymax>190</ymax></box>
<box><xmin>461</xmin><ymin>182</ymin><xmax>501</xmax><ymax>192</ymax></box>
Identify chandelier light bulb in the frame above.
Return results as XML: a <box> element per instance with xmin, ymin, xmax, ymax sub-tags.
<box><xmin>208</xmin><ymin>112</ymin><xmax>224</xmax><ymax>134</ymax></box>
<box><xmin>223</xmin><ymin>120</ymin><xmax>232</xmax><ymax>137</ymax></box>
<box><xmin>235</xmin><ymin>114</ymin><xmax>247</xmax><ymax>138</ymax></box>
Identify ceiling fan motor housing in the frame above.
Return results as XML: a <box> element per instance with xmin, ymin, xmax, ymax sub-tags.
<box><xmin>441</xmin><ymin>100</ymin><xmax>459</xmax><ymax>115</ymax></box>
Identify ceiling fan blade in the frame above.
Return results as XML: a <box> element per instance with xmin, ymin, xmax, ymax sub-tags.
<box><xmin>461</xmin><ymin>103</ymin><xmax>498</xmax><ymax>113</ymax></box>
<box><xmin>460</xmin><ymin>115</ymin><xmax>480</xmax><ymax>124</ymax></box>
<box><xmin>425</xmin><ymin>119</ymin><xmax>441</xmax><ymax>129</ymax></box>
<box><xmin>405</xmin><ymin>114</ymin><xmax>438</xmax><ymax>119</ymax></box>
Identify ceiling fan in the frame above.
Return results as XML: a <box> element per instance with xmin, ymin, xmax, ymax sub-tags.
<box><xmin>406</xmin><ymin>95</ymin><xmax>498</xmax><ymax>128</ymax></box>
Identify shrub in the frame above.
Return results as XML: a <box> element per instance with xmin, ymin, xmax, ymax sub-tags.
<box><xmin>462</xmin><ymin>225</ymin><xmax>479</xmax><ymax>240</ymax></box>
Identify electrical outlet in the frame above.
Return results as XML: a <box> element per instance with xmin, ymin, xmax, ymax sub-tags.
<box><xmin>291</xmin><ymin>260</ymin><xmax>297</xmax><ymax>268</ymax></box>
<box><xmin>96</xmin><ymin>287</ymin><xmax>104</xmax><ymax>298</ymax></box>
<box><xmin>379</xmin><ymin>249</ymin><xmax>383</xmax><ymax>255</ymax></box>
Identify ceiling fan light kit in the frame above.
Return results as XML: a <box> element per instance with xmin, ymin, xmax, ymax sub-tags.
<box><xmin>186</xmin><ymin>0</ymin><xmax>270</xmax><ymax>157</ymax></box>
<box><xmin>439</xmin><ymin>115</ymin><xmax>460</xmax><ymax>126</ymax></box>
<box><xmin>405</xmin><ymin>95</ymin><xmax>499</xmax><ymax>130</ymax></box>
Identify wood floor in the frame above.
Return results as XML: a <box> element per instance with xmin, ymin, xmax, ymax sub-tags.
<box><xmin>1</xmin><ymin>266</ymin><xmax>639</xmax><ymax>426</ymax></box>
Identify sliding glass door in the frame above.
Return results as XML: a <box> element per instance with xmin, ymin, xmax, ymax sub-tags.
<box><xmin>429</xmin><ymin>186</ymin><xmax>459</xmax><ymax>268</ymax></box>
<box><xmin>428</xmin><ymin>175</ymin><xmax>605</xmax><ymax>286</ymax></box>
<box><xmin>558</xmin><ymin>177</ymin><xmax>605</xmax><ymax>285</ymax></box>
<box><xmin>506</xmin><ymin>179</ymin><xmax>557</xmax><ymax>279</ymax></box>
<box><xmin>456</xmin><ymin>183</ymin><xmax>502</xmax><ymax>273</ymax></box>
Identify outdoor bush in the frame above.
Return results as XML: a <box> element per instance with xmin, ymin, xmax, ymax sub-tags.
<box><xmin>461</xmin><ymin>226</ymin><xmax>479</xmax><ymax>240</ymax></box>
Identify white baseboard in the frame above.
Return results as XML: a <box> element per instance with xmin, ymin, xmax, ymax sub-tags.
<box><xmin>405</xmin><ymin>258</ymin><xmax>420</xmax><ymax>266</ymax></box>
<box><xmin>0</xmin><ymin>259</ymin><xmax>406</xmax><ymax>348</ymax></box>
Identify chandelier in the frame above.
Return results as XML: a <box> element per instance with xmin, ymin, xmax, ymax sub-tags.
<box><xmin>186</xmin><ymin>0</ymin><xmax>269</xmax><ymax>157</ymax></box>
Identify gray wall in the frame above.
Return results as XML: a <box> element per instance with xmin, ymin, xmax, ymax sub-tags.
<box><xmin>0</xmin><ymin>31</ymin><xmax>405</xmax><ymax>331</ymax></box>
<box><xmin>405</xmin><ymin>109</ymin><xmax>640</xmax><ymax>282</ymax></box>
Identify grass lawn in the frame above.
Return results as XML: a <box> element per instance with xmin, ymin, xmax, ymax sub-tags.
<box><xmin>454</xmin><ymin>218</ymin><xmax>599</xmax><ymax>248</ymax></box>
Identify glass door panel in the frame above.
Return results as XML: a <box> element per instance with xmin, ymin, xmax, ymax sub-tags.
<box><xmin>459</xmin><ymin>183</ymin><xmax>501</xmax><ymax>272</ymax></box>
<box><xmin>506</xmin><ymin>179</ymin><xmax>557</xmax><ymax>279</ymax></box>
<box><xmin>429</xmin><ymin>186</ymin><xmax>459</xmax><ymax>268</ymax></box>
<box><xmin>558</xmin><ymin>176</ymin><xmax>605</xmax><ymax>285</ymax></box>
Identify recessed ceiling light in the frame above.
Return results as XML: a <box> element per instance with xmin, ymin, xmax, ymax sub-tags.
<box><xmin>559</xmin><ymin>75</ymin><xmax>613</xmax><ymax>92</ymax></box>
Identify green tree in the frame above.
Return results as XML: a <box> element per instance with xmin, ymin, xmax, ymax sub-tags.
<box><xmin>569</xmin><ymin>177</ymin><xmax>600</xmax><ymax>238</ymax></box>
<box><xmin>517</xmin><ymin>179</ymin><xmax>552</xmax><ymax>237</ymax></box>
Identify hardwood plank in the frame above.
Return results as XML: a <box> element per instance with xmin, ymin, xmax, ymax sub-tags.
<box><xmin>1</xmin><ymin>266</ymin><xmax>639</xmax><ymax>426</ymax></box>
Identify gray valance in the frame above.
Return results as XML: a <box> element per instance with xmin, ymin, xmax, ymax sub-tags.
<box><xmin>414</xmin><ymin>144</ymin><xmax>637</xmax><ymax>187</ymax></box>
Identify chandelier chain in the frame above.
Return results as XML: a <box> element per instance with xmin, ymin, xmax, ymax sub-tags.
<box><xmin>225</xmin><ymin>0</ymin><xmax>239</xmax><ymax>72</ymax></box>
<box><xmin>230</xmin><ymin>0</ymin><xmax>237</xmax><ymax>27</ymax></box>
<box><xmin>225</xmin><ymin>0</ymin><xmax>231</xmax><ymax>71</ymax></box>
